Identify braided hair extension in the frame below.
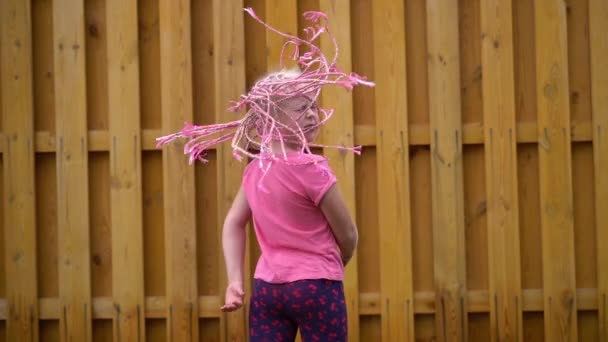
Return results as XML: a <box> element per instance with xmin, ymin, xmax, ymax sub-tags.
<box><xmin>156</xmin><ymin>7</ymin><xmax>374</xmax><ymax>167</ymax></box>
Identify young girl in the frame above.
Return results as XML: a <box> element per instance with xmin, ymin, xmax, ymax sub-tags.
<box><xmin>157</xmin><ymin>8</ymin><xmax>373</xmax><ymax>341</ymax></box>
<box><xmin>219</xmin><ymin>68</ymin><xmax>359</xmax><ymax>341</ymax></box>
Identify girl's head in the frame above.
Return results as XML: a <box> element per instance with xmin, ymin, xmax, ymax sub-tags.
<box><xmin>252</xmin><ymin>69</ymin><xmax>322</xmax><ymax>148</ymax></box>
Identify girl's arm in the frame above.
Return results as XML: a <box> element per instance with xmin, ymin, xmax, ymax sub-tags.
<box><xmin>319</xmin><ymin>184</ymin><xmax>359</xmax><ymax>266</ymax></box>
<box><xmin>221</xmin><ymin>186</ymin><xmax>251</xmax><ymax>312</ymax></box>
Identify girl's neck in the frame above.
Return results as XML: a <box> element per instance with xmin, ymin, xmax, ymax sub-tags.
<box><xmin>269</xmin><ymin>140</ymin><xmax>302</xmax><ymax>155</ymax></box>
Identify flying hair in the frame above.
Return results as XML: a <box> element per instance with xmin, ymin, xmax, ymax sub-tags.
<box><xmin>156</xmin><ymin>7</ymin><xmax>375</xmax><ymax>166</ymax></box>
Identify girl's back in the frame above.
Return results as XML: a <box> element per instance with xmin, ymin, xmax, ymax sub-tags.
<box><xmin>242</xmin><ymin>153</ymin><xmax>344</xmax><ymax>283</ymax></box>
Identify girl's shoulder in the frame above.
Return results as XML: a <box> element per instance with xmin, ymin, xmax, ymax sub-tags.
<box><xmin>245</xmin><ymin>151</ymin><xmax>328</xmax><ymax>167</ymax></box>
<box><xmin>243</xmin><ymin>152</ymin><xmax>333</xmax><ymax>183</ymax></box>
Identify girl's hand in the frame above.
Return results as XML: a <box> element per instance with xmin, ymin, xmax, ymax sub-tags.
<box><xmin>221</xmin><ymin>281</ymin><xmax>244</xmax><ymax>312</ymax></box>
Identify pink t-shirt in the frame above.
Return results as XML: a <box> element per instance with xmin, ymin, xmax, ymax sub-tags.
<box><xmin>242</xmin><ymin>152</ymin><xmax>344</xmax><ymax>283</ymax></box>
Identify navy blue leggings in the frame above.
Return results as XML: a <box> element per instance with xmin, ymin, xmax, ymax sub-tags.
<box><xmin>249</xmin><ymin>279</ymin><xmax>347</xmax><ymax>341</ymax></box>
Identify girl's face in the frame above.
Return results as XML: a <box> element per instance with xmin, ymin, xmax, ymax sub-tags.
<box><xmin>276</xmin><ymin>95</ymin><xmax>320</xmax><ymax>142</ymax></box>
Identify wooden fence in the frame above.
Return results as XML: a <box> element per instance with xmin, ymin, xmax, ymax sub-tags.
<box><xmin>0</xmin><ymin>0</ymin><xmax>606</xmax><ymax>341</ymax></box>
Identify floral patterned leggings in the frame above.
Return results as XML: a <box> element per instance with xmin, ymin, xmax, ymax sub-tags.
<box><xmin>249</xmin><ymin>278</ymin><xmax>347</xmax><ymax>341</ymax></box>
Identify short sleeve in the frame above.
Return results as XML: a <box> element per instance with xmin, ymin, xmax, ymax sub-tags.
<box><xmin>296</xmin><ymin>159</ymin><xmax>337</xmax><ymax>206</ymax></box>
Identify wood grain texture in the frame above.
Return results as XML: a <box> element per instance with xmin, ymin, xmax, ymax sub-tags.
<box><xmin>158</xmin><ymin>0</ymin><xmax>199</xmax><ymax>340</ymax></box>
<box><xmin>265</xmin><ymin>0</ymin><xmax>298</xmax><ymax>71</ymax></box>
<box><xmin>32</xmin><ymin>0</ymin><xmax>55</xmax><ymax>134</ymax></box>
<box><xmin>426</xmin><ymin>0</ymin><xmax>468</xmax><ymax>340</ymax></box>
<box><xmin>106</xmin><ymin>0</ymin><xmax>145</xmax><ymax>339</ymax></box>
<box><xmin>589</xmin><ymin>0</ymin><xmax>608</xmax><ymax>339</ymax></box>
<box><xmin>480</xmin><ymin>0</ymin><xmax>524</xmax><ymax>340</ymax></box>
<box><xmin>1</xmin><ymin>0</ymin><xmax>38</xmax><ymax>340</ymax></box>
<box><xmin>534</xmin><ymin>0</ymin><xmax>578</xmax><ymax>340</ymax></box>
<box><xmin>371</xmin><ymin>0</ymin><xmax>414</xmax><ymax>340</ymax></box>
<box><xmin>213</xmin><ymin>0</ymin><xmax>247</xmax><ymax>340</ymax></box>
<box><xmin>53</xmin><ymin>0</ymin><xmax>93</xmax><ymax>340</ymax></box>
<box><xmin>318</xmin><ymin>1</ymin><xmax>360</xmax><ymax>340</ymax></box>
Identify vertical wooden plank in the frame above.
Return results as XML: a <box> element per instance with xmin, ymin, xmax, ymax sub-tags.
<box><xmin>139</xmin><ymin>9</ymin><xmax>166</xmax><ymax>339</ymax></box>
<box><xmin>354</xmin><ymin>148</ymin><xmax>379</xmax><ymax>324</ymax></box>
<box><xmin>0</xmin><ymin>152</ymin><xmax>4</xmax><ymax>300</ymax></box>
<box><xmin>138</xmin><ymin>0</ymin><xmax>161</xmax><ymax>130</ymax></box>
<box><xmin>244</xmin><ymin>0</ymin><xmax>265</xmax><ymax>91</ymax></box>
<box><xmin>523</xmin><ymin>313</ymin><xmax>545</xmax><ymax>342</ymax></box>
<box><xmin>463</xmin><ymin>146</ymin><xmax>488</xmax><ymax>341</ymax></box>
<box><xmin>32</xmin><ymin>0</ymin><xmax>59</xmax><ymax>309</ymax></box>
<box><xmin>213</xmin><ymin>1</ymin><xmax>246</xmax><ymax>341</ymax></box>
<box><xmin>426</xmin><ymin>0</ymin><xmax>467</xmax><ymax>340</ymax></box>
<box><xmin>458</xmin><ymin>0</ymin><xmax>483</xmax><ymax>125</ymax></box>
<box><xmin>0</xmin><ymin>7</ymin><xmax>2</xmax><ymax>136</ymax></box>
<box><xmin>88</xmin><ymin>153</ymin><xmax>112</xmax><ymax>299</ymax></box>
<box><xmin>318</xmin><ymin>2</ymin><xmax>360</xmax><ymax>340</ymax></box>
<box><xmin>191</xmin><ymin>0</ymin><xmax>216</xmax><ymax>127</ymax></box>
<box><xmin>411</xmin><ymin>147</ymin><xmax>437</xmax><ymax>340</ymax></box>
<box><xmin>53</xmin><ymin>0</ymin><xmax>92</xmax><ymax>340</ymax></box>
<box><xmin>360</xmin><ymin>316</ymin><xmax>381</xmax><ymax>342</ymax></box>
<box><xmin>589</xmin><ymin>0</ymin><xmax>608</xmax><ymax>339</ymax></box>
<box><xmin>410</xmin><ymin>147</ymin><xmax>434</xmax><ymax>292</ymax></box>
<box><xmin>371</xmin><ymin>0</ymin><xmax>414</xmax><ymax>341</ymax></box>
<box><xmin>534</xmin><ymin>1</ymin><xmax>578</xmax><ymax>341</ymax></box>
<box><xmin>195</xmin><ymin>156</ymin><xmax>218</xmax><ymax>299</ymax></box>
<box><xmin>107</xmin><ymin>0</ymin><xmax>146</xmax><ymax>340</ymax></box>
<box><xmin>415</xmin><ymin>314</ymin><xmax>438</xmax><ymax>341</ymax></box>
<box><xmin>243</xmin><ymin>0</ymin><xmax>264</xmax><ymax>282</ymax></box>
<box><xmin>191</xmin><ymin>6</ymin><xmax>220</xmax><ymax>333</ymax></box>
<box><xmin>93</xmin><ymin>320</ymin><xmax>113</xmax><ymax>342</ymax></box>
<box><xmin>463</xmin><ymin>146</ymin><xmax>488</xmax><ymax>294</ymax></box>
<box><xmin>195</xmin><ymin>154</ymin><xmax>219</xmax><ymax>340</ymax></box>
<box><xmin>480</xmin><ymin>0</ymin><xmax>524</xmax><ymax>340</ymax></box>
<box><xmin>142</xmin><ymin>151</ymin><xmax>166</xmax><ymax>299</ymax></box>
<box><xmin>40</xmin><ymin>321</ymin><xmax>60</xmax><ymax>342</ymax></box>
<box><xmin>351</xmin><ymin>1</ymin><xmax>379</xmax><ymax>336</ymax></box>
<box><xmin>517</xmin><ymin>145</ymin><xmax>543</xmax><ymax>291</ymax></box>
<box><xmin>266</xmin><ymin>0</ymin><xmax>297</xmax><ymax>70</ymax></box>
<box><xmin>191</xmin><ymin>0</ymin><xmax>220</xmax><ymax>323</ymax></box>
<box><xmin>158</xmin><ymin>0</ymin><xmax>199</xmax><ymax>340</ymax></box>
<box><xmin>200</xmin><ymin>318</ymin><xmax>220</xmax><ymax>342</ymax></box>
<box><xmin>351</xmin><ymin>0</ymin><xmax>375</xmax><ymax>128</ymax></box>
<box><xmin>32</xmin><ymin>0</ymin><xmax>55</xmax><ymax>134</ymax></box>
<box><xmin>513</xmin><ymin>0</ymin><xmax>537</xmax><ymax>123</ymax></box>
<box><xmin>406</xmin><ymin>1</ymin><xmax>434</xmax><ymax>335</ymax></box>
<box><xmin>1</xmin><ymin>2</ymin><xmax>38</xmax><ymax>340</ymax></box>
<box><xmin>146</xmin><ymin>319</ymin><xmax>166</xmax><ymax>342</ymax></box>
<box><xmin>468</xmin><ymin>313</ymin><xmax>490</xmax><ymax>342</ymax></box>
<box><xmin>572</xmin><ymin>143</ymin><xmax>598</xmax><ymax>339</ymax></box>
<box><xmin>578</xmin><ymin>311</ymin><xmax>599</xmax><ymax>341</ymax></box>
<box><xmin>572</xmin><ymin>144</ymin><xmax>596</xmax><ymax>289</ymax></box>
<box><xmin>406</xmin><ymin>0</ymin><xmax>429</xmax><ymax>126</ymax></box>
<box><xmin>84</xmin><ymin>0</ymin><xmax>108</xmax><ymax>131</ymax></box>
<box><xmin>566</xmin><ymin>0</ymin><xmax>592</xmax><ymax>125</ymax></box>
<box><xmin>35</xmin><ymin>154</ymin><xmax>58</xmax><ymax>299</ymax></box>
<box><xmin>85</xmin><ymin>7</ymin><xmax>112</xmax><ymax>341</ymax></box>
